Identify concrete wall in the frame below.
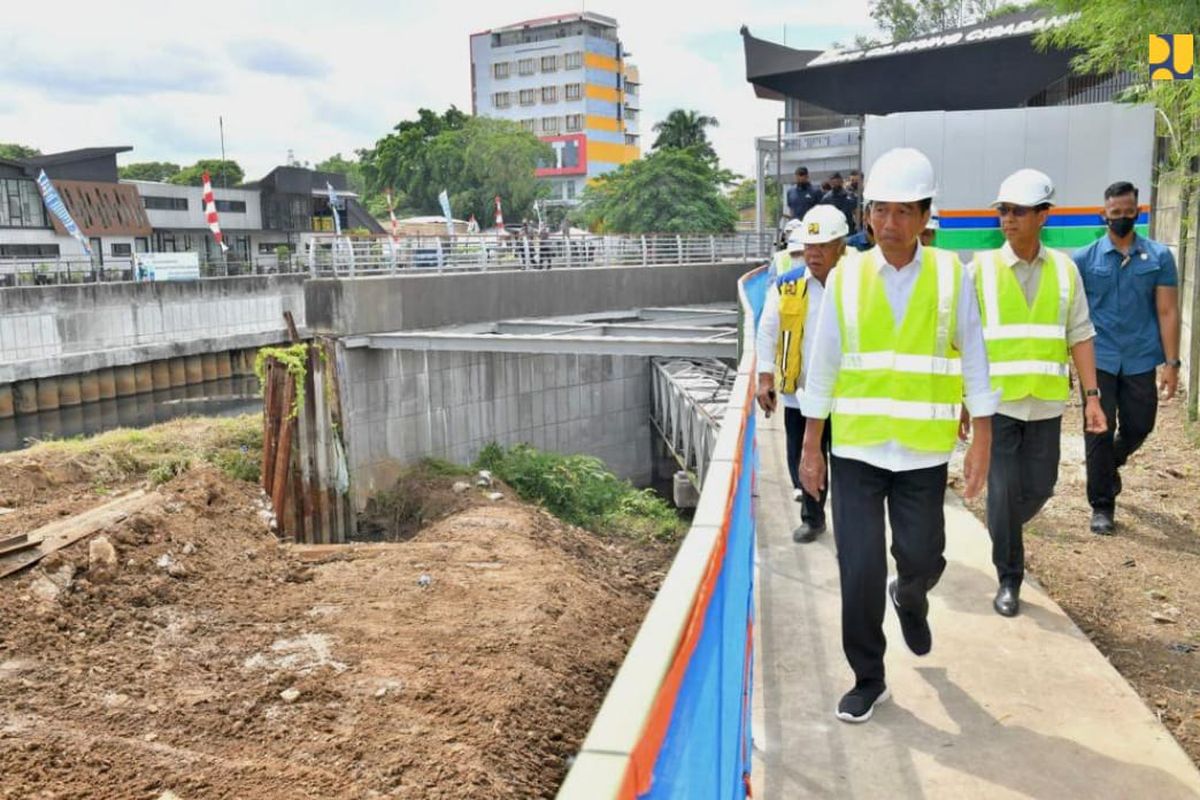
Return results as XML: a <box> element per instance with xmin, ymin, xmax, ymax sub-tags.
<box><xmin>342</xmin><ymin>346</ymin><xmax>653</xmax><ymax>508</ymax></box>
<box><xmin>306</xmin><ymin>262</ymin><xmax>751</xmax><ymax>336</ymax></box>
<box><xmin>0</xmin><ymin>275</ymin><xmax>307</xmax><ymax>383</ymax></box>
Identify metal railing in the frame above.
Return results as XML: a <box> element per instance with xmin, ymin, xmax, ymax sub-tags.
<box><xmin>650</xmin><ymin>357</ymin><xmax>735</xmax><ymax>488</ymax></box>
<box><xmin>0</xmin><ymin>255</ymin><xmax>308</xmax><ymax>287</ymax></box>
<box><xmin>306</xmin><ymin>232</ymin><xmax>774</xmax><ymax>275</ymax></box>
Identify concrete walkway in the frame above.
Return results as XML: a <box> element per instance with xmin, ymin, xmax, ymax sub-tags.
<box><xmin>750</xmin><ymin>409</ymin><xmax>1200</xmax><ymax>799</ymax></box>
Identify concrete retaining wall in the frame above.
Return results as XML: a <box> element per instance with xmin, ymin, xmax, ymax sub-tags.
<box><xmin>342</xmin><ymin>346</ymin><xmax>653</xmax><ymax>509</ymax></box>
<box><xmin>0</xmin><ymin>275</ymin><xmax>307</xmax><ymax>383</ymax></box>
<box><xmin>306</xmin><ymin>262</ymin><xmax>752</xmax><ymax>335</ymax></box>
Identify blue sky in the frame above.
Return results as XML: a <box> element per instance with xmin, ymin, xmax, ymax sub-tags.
<box><xmin>0</xmin><ymin>0</ymin><xmax>877</xmax><ymax>180</ymax></box>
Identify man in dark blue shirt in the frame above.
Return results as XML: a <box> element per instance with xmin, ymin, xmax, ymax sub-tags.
<box><xmin>820</xmin><ymin>172</ymin><xmax>860</xmax><ymax>234</ymax></box>
<box><xmin>1072</xmin><ymin>181</ymin><xmax>1181</xmax><ymax>535</ymax></box>
<box><xmin>786</xmin><ymin>166</ymin><xmax>823</xmax><ymax>223</ymax></box>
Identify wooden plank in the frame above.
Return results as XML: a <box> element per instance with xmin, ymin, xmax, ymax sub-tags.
<box><xmin>0</xmin><ymin>490</ymin><xmax>157</xmax><ymax>580</ymax></box>
<box><xmin>0</xmin><ymin>538</ymin><xmax>38</xmax><ymax>558</ymax></box>
<box><xmin>325</xmin><ymin>340</ymin><xmax>357</xmax><ymax>541</ymax></box>
<box><xmin>270</xmin><ymin>375</ymin><xmax>296</xmax><ymax>536</ymax></box>
<box><xmin>0</xmin><ymin>533</ymin><xmax>29</xmax><ymax>549</ymax></box>
<box><xmin>311</xmin><ymin>350</ymin><xmax>334</xmax><ymax>544</ymax></box>
<box><xmin>283</xmin><ymin>311</ymin><xmax>301</xmax><ymax>343</ymax></box>
<box><xmin>261</xmin><ymin>361</ymin><xmax>280</xmax><ymax>495</ymax></box>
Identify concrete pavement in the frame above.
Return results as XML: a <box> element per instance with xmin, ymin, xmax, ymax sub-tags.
<box><xmin>751</xmin><ymin>408</ymin><xmax>1200</xmax><ymax>799</ymax></box>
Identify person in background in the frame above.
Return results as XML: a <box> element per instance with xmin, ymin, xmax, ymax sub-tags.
<box><xmin>821</xmin><ymin>172</ymin><xmax>860</xmax><ymax>234</ymax></box>
<box><xmin>968</xmin><ymin>168</ymin><xmax>1106</xmax><ymax>618</ymax></box>
<box><xmin>848</xmin><ymin>169</ymin><xmax>865</xmax><ymax>230</ymax></box>
<box><xmin>756</xmin><ymin>206</ymin><xmax>848</xmax><ymax>543</ymax></box>
<box><xmin>786</xmin><ymin>166</ymin><xmax>824</xmax><ymax>223</ymax></box>
<box><xmin>846</xmin><ymin>222</ymin><xmax>875</xmax><ymax>252</ymax></box>
<box><xmin>1072</xmin><ymin>181</ymin><xmax>1181</xmax><ymax>535</ymax></box>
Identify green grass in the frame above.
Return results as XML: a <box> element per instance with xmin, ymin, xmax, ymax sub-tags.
<box><xmin>475</xmin><ymin>442</ymin><xmax>686</xmax><ymax>543</ymax></box>
<box><xmin>29</xmin><ymin>414</ymin><xmax>264</xmax><ymax>485</ymax></box>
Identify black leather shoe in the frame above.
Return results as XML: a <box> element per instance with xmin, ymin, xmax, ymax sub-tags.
<box><xmin>888</xmin><ymin>578</ymin><xmax>931</xmax><ymax>656</ymax></box>
<box><xmin>1090</xmin><ymin>510</ymin><xmax>1115</xmax><ymax>535</ymax></box>
<box><xmin>993</xmin><ymin>584</ymin><xmax>1019</xmax><ymax>617</ymax></box>
<box><xmin>792</xmin><ymin>520</ymin><xmax>827</xmax><ymax>543</ymax></box>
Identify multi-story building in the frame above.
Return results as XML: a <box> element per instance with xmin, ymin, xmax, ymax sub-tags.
<box><xmin>470</xmin><ymin>11</ymin><xmax>641</xmax><ymax>206</ymax></box>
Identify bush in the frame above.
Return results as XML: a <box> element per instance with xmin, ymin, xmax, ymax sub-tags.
<box><xmin>475</xmin><ymin>442</ymin><xmax>685</xmax><ymax>542</ymax></box>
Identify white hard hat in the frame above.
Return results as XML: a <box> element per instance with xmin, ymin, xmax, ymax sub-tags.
<box><xmin>863</xmin><ymin>147</ymin><xmax>937</xmax><ymax>202</ymax></box>
<box><xmin>786</xmin><ymin>230</ymin><xmax>806</xmax><ymax>252</ymax></box>
<box><xmin>992</xmin><ymin>168</ymin><xmax>1055</xmax><ymax>207</ymax></box>
<box><xmin>925</xmin><ymin>204</ymin><xmax>940</xmax><ymax>230</ymax></box>
<box><xmin>799</xmin><ymin>205</ymin><xmax>849</xmax><ymax>244</ymax></box>
<box><xmin>783</xmin><ymin>218</ymin><xmax>805</xmax><ymax>232</ymax></box>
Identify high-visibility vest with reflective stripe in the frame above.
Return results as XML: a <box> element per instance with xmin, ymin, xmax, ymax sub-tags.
<box><xmin>771</xmin><ymin>250</ymin><xmax>793</xmax><ymax>278</ymax></box>
<box><xmin>775</xmin><ymin>265</ymin><xmax>809</xmax><ymax>394</ymax></box>
<box><xmin>975</xmin><ymin>248</ymin><xmax>1073</xmax><ymax>402</ymax></box>
<box><xmin>832</xmin><ymin>247</ymin><xmax>964</xmax><ymax>453</ymax></box>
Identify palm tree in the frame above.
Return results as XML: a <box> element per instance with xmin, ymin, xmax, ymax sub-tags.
<box><xmin>651</xmin><ymin>110</ymin><xmax>719</xmax><ymax>158</ymax></box>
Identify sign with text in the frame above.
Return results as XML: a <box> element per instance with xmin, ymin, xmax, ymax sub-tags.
<box><xmin>136</xmin><ymin>252</ymin><xmax>201</xmax><ymax>281</ymax></box>
<box><xmin>536</xmin><ymin>133</ymin><xmax>588</xmax><ymax>177</ymax></box>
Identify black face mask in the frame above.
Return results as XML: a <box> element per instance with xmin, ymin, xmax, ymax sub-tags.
<box><xmin>1106</xmin><ymin>216</ymin><xmax>1136</xmax><ymax>238</ymax></box>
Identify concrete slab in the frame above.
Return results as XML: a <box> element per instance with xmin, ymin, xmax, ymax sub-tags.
<box><xmin>752</xmin><ymin>409</ymin><xmax>1200</xmax><ymax>800</ymax></box>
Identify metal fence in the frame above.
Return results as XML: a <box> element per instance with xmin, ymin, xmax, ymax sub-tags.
<box><xmin>305</xmin><ymin>232</ymin><xmax>775</xmax><ymax>276</ymax></box>
<box><xmin>0</xmin><ymin>233</ymin><xmax>773</xmax><ymax>287</ymax></box>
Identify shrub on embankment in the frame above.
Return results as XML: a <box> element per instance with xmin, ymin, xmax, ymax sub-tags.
<box><xmin>475</xmin><ymin>442</ymin><xmax>686</xmax><ymax>542</ymax></box>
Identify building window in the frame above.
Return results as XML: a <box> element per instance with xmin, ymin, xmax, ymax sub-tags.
<box><xmin>0</xmin><ymin>178</ymin><xmax>50</xmax><ymax>228</ymax></box>
<box><xmin>565</xmin><ymin>181</ymin><xmax>576</xmax><ymax>200</ymax></box>
<box><xmin>142</xmin><ymin>196</ymin><xmax>189</xmax><ymax>211</ymax></box>
<box><xmin>542</xmin><ymin>117</ymin><xmax>560</xmax><ymax>134</ymax></box>
<box><xmin>518</xmin><ymin>89</ymin><xmax>537</xmax><ymax>106</ymax></box>
<box><xmin>565</xmin><ymin>114</ymin><xmax>583</xmax><ymax>132</ymax></box>
<box><xmin>626</xmin><ymin>134</ymin><xmax>639</xmax><ymax>146</ymax></box>
<box><xmin>625</xmin><ymin>108</ymin><xmax>638</xmax><ymax>122</ymax></box>
<box><xmin>214</xmin><ymin>199</ymin><xmax>247</xmax><ymax>213</ymax></box>
<box><xmin>493</xmin><ymin>62</ymin><xmax>510</xmax><ymax>79</ymax></box>
<box><xmin>542</xmin><ymin>85</ymin><xmax>557</xmax><ymax>103</ymax></box>
<box><xmin>521</xmin><ymin>119</ymin><xmax>537</xmax><ymax>133</ymax></box>
<box><xmin>518</xmin><ymin>58</ymin><xmax>535</xmax><ymax>76</ymax></box>
<box><xmin>111</xmin><ymin>243</ymin><xmax>132</xmax><ymax>257</ymax></box>
<box><xmin>0</xmin><ymin>243</ymin><xmax>60</xmax><ymax>258</ymax></box>
<box><xmin>565</xmin><ymin>52</ymin><xmax>583</xmax><ymax>70</ymax></box>
<box><xmin>258</xmin><ymin>242</ymin><xmax>295</xmax><ymax>254</ymax></box>
<box><xmin>541</xmin><ymin>55</ymin><xmax>558</xmax><ymax>72</ymax></box>
<box><xmin>565</xmin><ymin>83</ymin><xmax>582</xmax><ymax>101</ymax></box>
<box><xmin>493</xmin><ymin>92</ymin><xmax>512</xmax><ymax>108</ymax></box>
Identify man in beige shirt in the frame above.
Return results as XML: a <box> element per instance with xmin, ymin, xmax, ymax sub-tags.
<box><xmin>965</xmin><ymin>168</ymin><xmax>1107</xmax><ymax>617</ymax></box>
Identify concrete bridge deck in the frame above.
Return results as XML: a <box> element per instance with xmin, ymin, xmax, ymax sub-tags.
<box><xmin>751</xmin><ymin>408</ymin><xmax>1200</xmax><ymax>799</ymax></box>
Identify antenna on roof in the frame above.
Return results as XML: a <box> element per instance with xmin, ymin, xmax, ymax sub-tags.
<box><xmin>219</xmin><ymin>116</ymin><xmax>227</xmax><ymax>188</ymax></box>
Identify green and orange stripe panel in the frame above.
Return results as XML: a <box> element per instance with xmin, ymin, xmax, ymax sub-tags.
<box><xmin>936</xmin><ymin>205</ymin><xmax>1150</xmax><ymax>251</ymax></box>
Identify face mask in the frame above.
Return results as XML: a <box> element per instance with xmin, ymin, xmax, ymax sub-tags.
<box><xmin>1106</xmin><ymin>216</ymin><xmax>1135</xmax><ymax>237</ymax></box>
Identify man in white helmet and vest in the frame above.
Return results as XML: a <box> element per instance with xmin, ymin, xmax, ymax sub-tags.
<box><xmin>967</xmin><ymin>169</ymin><xmax>1107</xmax><ymax>617</ymax></box>
<box><xmin>756</xmin><ymin>206</ymin><xmax>848</xmax><ymax>542</ymax></box>
<box><xmin>798</xmin><ymin>148</ymin><xmax>999</xmax><ymax>723</ymax></box>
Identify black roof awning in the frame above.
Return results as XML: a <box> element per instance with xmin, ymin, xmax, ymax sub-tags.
<box><xmin>742</xmin><ymin>10</ymin><xmax>1080</xmax><ymax>116</ymax></box>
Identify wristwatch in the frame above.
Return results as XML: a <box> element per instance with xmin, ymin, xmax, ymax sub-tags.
<box><xmin>1084</xmin><ymin>388</ymin><xmax>1101</xmax><ymax>399</ymax></box>
<box><xmin>1166</xmin><ymin>358</ymin><xmax>1183</xmax><ymax>368</ymax></box>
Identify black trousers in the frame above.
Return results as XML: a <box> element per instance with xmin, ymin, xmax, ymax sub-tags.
<box><xmin>987</xmin><ymin>414</ymin><xmax>1061</xmax><ymax>588</ymax></box>
<box><xmin>831</xmin><ymin>455</ymin><xmax>948</xmax><ymax>687</ymax></box>
<box><xmin>1086</xmin><ymin>369</ymin><xmax>1157</xmax><ymax>514</ymax></box>
<box><xmin>784</xmin><ymin>406</ymin><xmax>831</xmax><ymax>525</ymax></box>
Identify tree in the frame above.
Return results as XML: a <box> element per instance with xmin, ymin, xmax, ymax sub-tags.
<box><xmin>360</xmin><ymin>108</ymin><xmax>551</xmax><ymax>224</ymax></box>
<box><xmin>651</xmin><ymin>110</ymin><xmax>720</xmax><ymax>161</ymax></box>
<box><xmin>730</xmin><ymin>176</ymin><xmax>782</xmax><ymax>222</ymax></box>
<box><xmin>856</xmin><ymin>0</ymin><xmax>1027</xmax><ymax>46</ymax></box>
<box><xmin>578</xmin><ymin>147</ymin><xmax>739</xmax><ymax>234</ymax></box>
<box><xmin>0</xmin><ymin>143</ymin><xmax>40</xmax><ymax>160</ymax></box>
<box><xmin>168</xmin><ymin>159</ymin><xmax>245</xmax><ymax>187</ymax></box>
<box><xmin>118</xmin><ymin>161</ymin><xmax>181</xmax><ymax>182</ymax></box>
<box><xmin>315</xmin><ymin>153</ymin><xmax>367</xmax><ymax>196</ymax></box>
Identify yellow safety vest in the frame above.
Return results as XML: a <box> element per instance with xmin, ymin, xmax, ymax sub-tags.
<box><xmin>774</xmin><ymin>269</ymin><xmax>809</xmax><ymax>394</ymax></box>
<box><xmin>975</xmin><ymin>248</ymin><xmax>1073</xmax><ymax>402</ymax></box>
<box><xmin>831</xmin><ymin>247</ymin><xmax>964</xmax><ymax>453</ymax></box>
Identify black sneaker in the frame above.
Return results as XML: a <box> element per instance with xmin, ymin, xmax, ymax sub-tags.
<box><xmin>836</xmin><ymin>682</ymin><xmax>890</xmax><ymax>723</ymax></box>
<box><xmin>792</xmin><ymin>520</ymin><xmax>827</xmax><ymax>543</ymax></box>
<box><xmin>1090</xmin><ymin>510</ymin><xmax>1115</xmax><ymax>535</ymax></box>
<box><xmin>888</xmin><ymin>578</ymin><xmax>932</xmax><ymax>656</ymax></box>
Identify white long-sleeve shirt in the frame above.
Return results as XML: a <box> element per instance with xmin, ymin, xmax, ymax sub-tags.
<box><xmin>799</xmin><ymin>243</ymin><xmax>1001</xmax><ymax>472</ymax></box>
<box><xmin>755</xmin><ymin>271</ymin><xmax>826</xmax><ymax>409</ymax></box>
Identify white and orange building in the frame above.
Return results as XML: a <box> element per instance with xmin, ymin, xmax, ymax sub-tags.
<box><xmin>470</xmin><ymin>11</ymin><xmax>641</xmax><ymax>206</ymax></box>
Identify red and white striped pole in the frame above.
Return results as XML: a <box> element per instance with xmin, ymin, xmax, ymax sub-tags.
<box><xmin>201</xmin><ymin>171</ymin><xmax>228</xmax><ymax>253</ymax></box>
<box><xmin>494</xmin><ymin>195</ymin><xmax>504</xmax><ymax>229</ymax></box>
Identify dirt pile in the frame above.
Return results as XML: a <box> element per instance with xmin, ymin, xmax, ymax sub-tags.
<box><xmin>0</xmin><ymin>432</ymin><xmax>673</xmax><ymax>798</ymax></box>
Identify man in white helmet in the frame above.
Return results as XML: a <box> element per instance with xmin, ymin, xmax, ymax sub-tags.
<box><xmin>798</xmin><ymin>147</ymin><xmax>999</xmax><ymax>723</ymax></box>
<box><xmin>756</xmin><ymin>206</ymin><xmax>847</xmax><ymax>542</ymax></box>
<box><xmin>920</xmin><ymin>204</ymin><xmax>939</xmax><ymax>247</ymax></box>
<box><xmin>967</xmin><ymin>169</ymin><xmax>1107</xmax><ymax>618</ymax></box>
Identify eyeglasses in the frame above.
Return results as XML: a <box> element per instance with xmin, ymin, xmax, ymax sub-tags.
<box><xmin>995</xmin><ymin>205</ymin><xmax>1034</xmax><ymax>218</ymax></box>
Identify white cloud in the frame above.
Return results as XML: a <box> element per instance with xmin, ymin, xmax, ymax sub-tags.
<box><xmin>0</xmin><ymin>0</ymin><xmax>876</xmax><ymax>179</ymax></box>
